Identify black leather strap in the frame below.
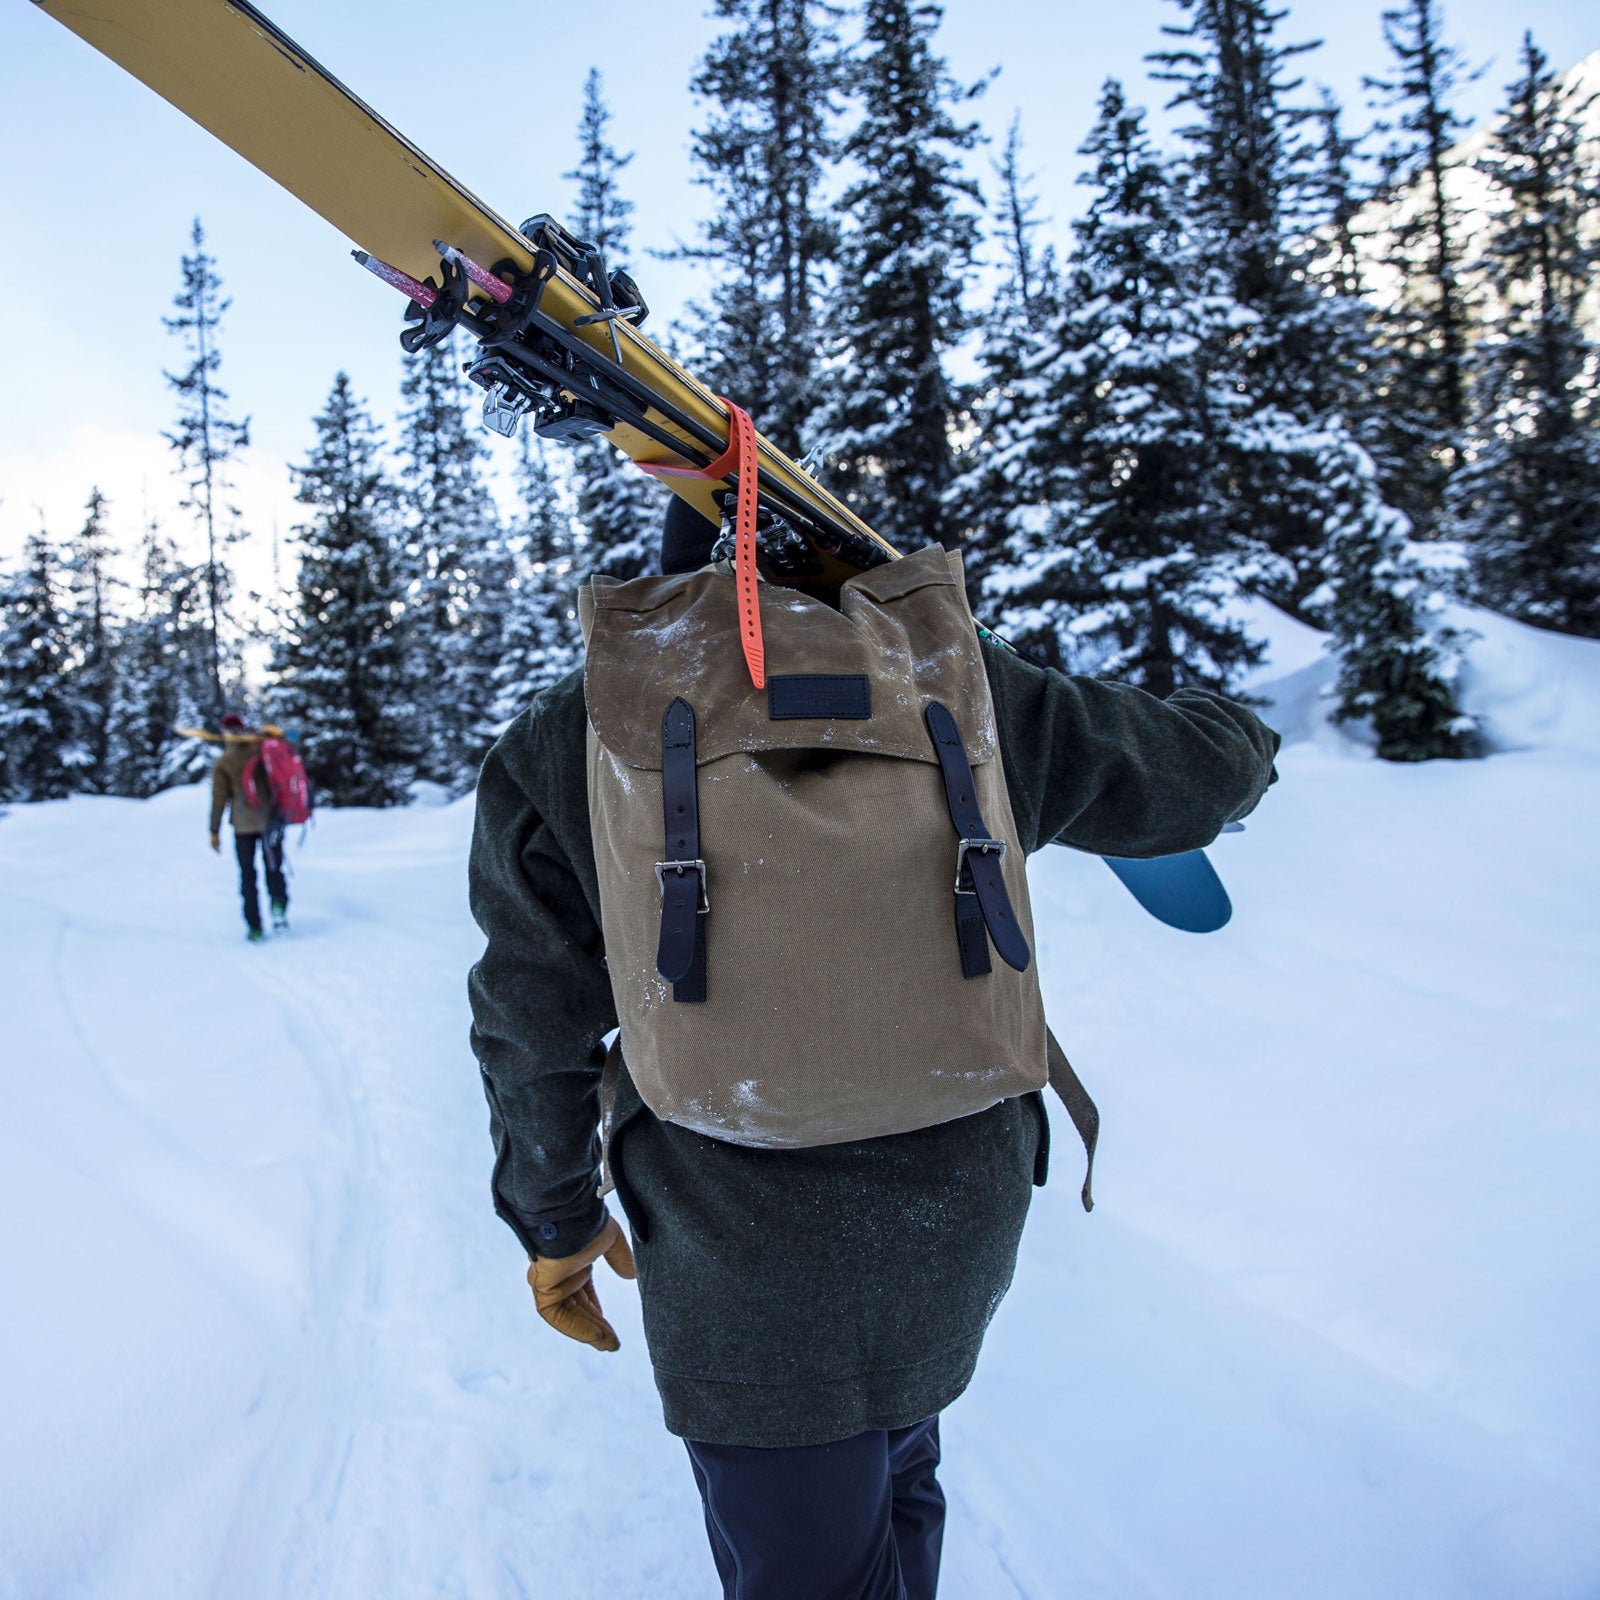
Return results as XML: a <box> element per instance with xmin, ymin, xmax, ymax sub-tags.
<box><xmin>674</xmin><ymin>918</ymin><xmax>708</xmax><ymax>1004</ymax></box>
<box><xmin>954</xmin><ymin>873</ymin><xmax>992</xmax><ymax>979</ymax></box>
<box><xmin>657</xmin><ymin>697</ymin><xmax>708</xmax><ymax>1000</ymax></box>
<box><xmin>1047</xmin><ymin>1028</ymin><xmax>1099</xmax><ymax>1213</ymax></box>
<box><xmin>925</xmin><ymin>701</ymin><xmax>1031</xmax><ymax>975</ymax></box>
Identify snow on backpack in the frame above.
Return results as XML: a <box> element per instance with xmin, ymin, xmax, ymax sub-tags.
<box><xmin>580</xmin><ymin>516</ymin><xmax>1052</xmax><ymax>1152</ymax></box>
<box><xmin>244</xmin><ymin>735</ymin><xmax>313</xmax><ymax>825</ymax></box>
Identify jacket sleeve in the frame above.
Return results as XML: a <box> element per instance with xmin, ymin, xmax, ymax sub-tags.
<box><xmin>467</xmin><ymin>722</ymin><xmax>618</xmax><ymax>1260</ymax></box>
<box><xmin>984</xmin><ymin>639</ymin><xmax>1281</xmax><ymax>858</ymax></box>
<box><xmin>209</xmin><ymin>762</ymin><xmax>229</xmax><ymax>835</ymax></box>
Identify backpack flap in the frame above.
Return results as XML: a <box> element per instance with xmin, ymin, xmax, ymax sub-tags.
<box><xmin>580</xmin><ymin>545</ymin><xmax>995</xmax><ymax>769</ymax></box>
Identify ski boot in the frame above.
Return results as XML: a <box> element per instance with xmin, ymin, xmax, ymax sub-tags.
<box><xmin>247</xmin><ymin>927</ymin><xmax>267</xmax><ymax>944</ymax></box>
<box><xmin>270</xmin><ymin>902</ymin><xmax>289</xmax><ymax>933</ymax></box>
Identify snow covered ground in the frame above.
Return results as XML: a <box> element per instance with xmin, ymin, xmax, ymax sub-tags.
<box><xmin>2</xmin><ymin>608</ymin><xmax>1597</xmax><ymax>1599</ymax></box>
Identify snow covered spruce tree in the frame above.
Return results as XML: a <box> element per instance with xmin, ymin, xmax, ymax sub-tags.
<box><xmin>1150</xmin><ymin>0</ymin><xmax>1337</xmax><ymax>603</ymax></box>
<box><xmin>108</xmin><ymin>521</ymin><xmax>216</xmax><ymax>796</ymax></box>
<box><xmin>1305</xmin><ymin>168</ymin><xmax>1473</xmax><ymax>752</ymax></box>
<box><xmin>1313</xmin><ymin>434</ymin><xmax>1478</xmax><ymax>758</ymax></box>
<box><xmin>572</xmin><ymin>443</ymin><xmax>662</xmax><ymax>584</ymax></box>
<box><xmin>944</xmin><ymin>115</ymin><xmax>1061</xmax><ymax>599</ymax></box>
<box><xmin>396</xmin><ymin>333</ymin><xmax>502</xmax><ymax>787</ymax></box>
<box><xmin>562</xmin><ymin>70</ymin><xmax>664</xmax><ymax>581</ymax></box>
<box><xmin>273</xmin><ymin>374</ymin><xmax>417</xmax><ymax>807</ymax></box>
<box><xmin>0</xmin><ymin>532</ymin><xmax>86</xmax><ymax>802</ymax></box>
<box><xmin>488</xmin><ymin>430</ymin><xmax>583</xmax><ymax>731</ymax></box>
<box><xmin>59</xmin><ymin>489</ymin><xmax>121</xmax><ymax>792</ymax></box>
<box><xmin>809</xmin><ymin>0</ymin><xmax>983</xmax><ymax>552</ymax></box>
<box><xmin>683</xmin><ymin>0</ymin><xmax>844</xmax><ymax>457</ymax></box>
<box><xmin>1362</xmin><ymin>0</ymin><xmax>1479</xmax><ymax>535</ymax></box>
<box><xmin>1447</xmin><ymin>35</ymin><xmax>1600</xmax><ymax>638</ymax></box>
<box><xmin>981</xmin><ymin>80</ymin><xmax>1262</xmax><ymax>691</ymax></box>
<box><xmin>567</xmin><ymin>66</ymin><xmax>636</xmax><ymax>266</ymax></box>
<box><xmin>1309</xmin><ymin>90</ymin><xmax>1371</xmax><ymax>303</ymax></box>
<box><xmin>164</xmin><ymin>217</ymin><xmax>250</xmax><ymax>719</ymax></box>
<box><xmin>1153</xmin><ymin>0</ymin><xmax>1471</xmax><ymax>749</ymax></box>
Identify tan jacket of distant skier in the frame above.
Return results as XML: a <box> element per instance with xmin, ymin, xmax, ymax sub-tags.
<box><xmin>210</xmin><ymin>734</ymin><xmax>270</xmax><ymax>839</ymax></box>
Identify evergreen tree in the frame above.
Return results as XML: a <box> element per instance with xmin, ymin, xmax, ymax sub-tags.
<box><xmin>991</xmin><ymin>115</ymin><xmax>1056</xmax><ymax>323</ymax></box>
<box><xmin>559</xmin><ymin>72</ymin><xmax>666</xmax><ymax>582</ymax></box>
<box><xmin>1311</xmin><ymin>431</ymin><xmax>1475</xmax><ymax>758</ymax></box>
<box><xmin>1150</xmin><ymin>0</ymin><xmax>1341</xmax><ymax>602</ymax></box>
<box><xmin>1310</xmin><ymin>89</ymin><xmax>1370</xmax><ymax>301</ymax></box>
<box><xmin>684</xmin><ymin>0</ymin><xmax>844</xmax><ymax>456</ymax></box>
<box><xmin>458</xmin><ymin>523</ymin><xmax>521</xmax><ymax>774</ymax></box>
<box><xmin>566</xmin><ymin>67</ymin><xmax>636</xmax><ymax>257</ymax></box>
<box><xmin>396</xmin><ymin>333</ymin><xmax>501</xmax><ymax>787</ymax></box>
<box><xmin>164</xmin><ymin>217</ymin><xmax>250</xmax><ymax>718</ymax></box>
<box><xmin>0</xmin><ymin>531</ymin><xmax>86</xmax><ymax>801</ymax></box>
<box><xmin>273</xmin><ymin>374</ymin><xmax>417</xmax><ymax>807</ymax></box>
<box><xmin>518</xmin><ymin>428</ymin><xmax>582</xmax><ymax>618</ymax></box>
<box><xmin>490</xmin><ymin>430</ymin><xmax>584</xmax><ymax>728</ymax></box>
<box><xmin>983</xmin><ymin>81</ymin><xmax>1263</xmax><ymax>691</ymax></box>
<box><xmin>110</xmin><ymin>521</ymin><xmax>209</xmax><ymax>797</ymax></box>
<box><xmin>59</xmin><ymin>488</ymin><xmax>121</xmax><ymax>791</ymax></box>
<box><xmin>1152</xmin><ymin>0</ymin><xmax>1388</xmax><ymax>611</ymax></box>
<box><xmin>1150</xmin><ymin>3</ymin><xmax>1468</xmax><ymax>751</ymax></box>
<box><xmin>1362</xmin><ymin>0</ymin><xmax>1479</xmax><ymax>534</ymax></box>
<box><xmin>809</xmin><ymin>0</ymin><xmax>984</xmax><ymax>552</ymax></box>
<box><xmin>1448</xmin><ymin>35</ymin><xmax>1600</xmax><ymax>637</ymax></box>
<box><xmin>1304</xmin><ymin>91</ymin><xmax>1391</xmax><ymax>440</ymax></box>
<box><xmin>573</xmin><ymin>447</ymin><xmax>664</xmax><ymax>583</ymax></box>
<box><xmin>945</xmin><ymin>115</ymin><xmax>1060</xmax><ymax>599</ymax></box>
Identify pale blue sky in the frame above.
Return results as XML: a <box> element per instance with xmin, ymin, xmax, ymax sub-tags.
<box><xmin>3</xmin><ymin>0</ymin><xmax>1595</xmax><ymax>586</ymax></box>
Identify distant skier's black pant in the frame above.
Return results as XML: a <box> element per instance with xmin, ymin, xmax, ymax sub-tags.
<box><xmin>685</xmin><ymin>1416</ymin><xmax>945</xmax><ymax>1600</ymax></box>
<box><xmin>235</xmin><ymin>829</ymin><xmax>287</xmax><ymax>932</ymax></box>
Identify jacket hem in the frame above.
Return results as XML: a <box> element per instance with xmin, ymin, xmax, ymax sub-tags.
<box><xmin>654</xmin><ymin>1331</ymin><xmax>985</xmax><ymax>1448</ymax></box>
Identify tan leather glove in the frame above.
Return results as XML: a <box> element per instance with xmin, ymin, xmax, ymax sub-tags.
<box><xmin>210</xmin><ymin>832</ymin><xmax>221</xmax><ymax>853</ymax></box>
<box><xmin>527</xmin><ymin>1215</ymin><xmax>636</xmax><ymax>1353</ymax></box>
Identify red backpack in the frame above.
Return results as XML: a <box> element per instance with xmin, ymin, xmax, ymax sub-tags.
<box><xmin>245</xmin><ymin>736</ymin><xmax>313</xmax><ymax>825</ymax></box>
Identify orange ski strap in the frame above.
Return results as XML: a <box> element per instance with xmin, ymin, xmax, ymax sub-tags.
<box><xmin>638</xmin><ymin>399</ymin><xmax>766</xmax><ymax>690</ymax></box>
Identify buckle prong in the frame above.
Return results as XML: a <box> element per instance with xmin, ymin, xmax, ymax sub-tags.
<box><xmin>954</xmin><ymin>837</ymin><xmax>1005</xmax><ymax>893</ymax></box>
<box><xmin>655</xmin><ymin>858</ymin><xmax>710</xmax><ymax>913</ymax></box>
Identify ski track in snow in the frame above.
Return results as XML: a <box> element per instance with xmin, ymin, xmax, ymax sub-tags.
<box><xmin>2</xmin><ymin>605</ymin><xmax>1598</xmax><ymax>1598</ymax></box>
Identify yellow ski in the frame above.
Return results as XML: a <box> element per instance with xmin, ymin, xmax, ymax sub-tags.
<box><xmin>33</xmin><ymin>0</ymin><xmax>899</xmax><ymax>592</ymax></box>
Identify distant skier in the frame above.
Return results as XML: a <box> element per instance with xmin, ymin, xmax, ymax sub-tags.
<box><xmin>209</xmin><ymin>713</ymin><xmax>289</xmax><ymax>942</ymax></box>
<box><xmin>469</xmin><ymin>498</ymin><xmax>1280</xmax><ymax>1599</ymax></box>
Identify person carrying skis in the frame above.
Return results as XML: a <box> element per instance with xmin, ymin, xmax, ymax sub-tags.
<box><xmin>468</xmin><ymin>498</ymin><xmax>1280</xmax><ymax>1600</ymax></box>
<box><xmin>209</xmin><ymin>713</ymin><xmax>289</xmax><ymax>942</ymax></box>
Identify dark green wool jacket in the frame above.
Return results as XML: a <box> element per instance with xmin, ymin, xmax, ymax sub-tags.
<box><xmin>467</xmin><ymin>641</ymin><xmax>1279</xmax><ymax>1447</ymax></box>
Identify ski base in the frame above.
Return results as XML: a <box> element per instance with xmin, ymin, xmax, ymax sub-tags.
<box><xmin>1102</xmin><ymin>851</ymin><xmax>1232</xmax><ymax>934</ymax></box>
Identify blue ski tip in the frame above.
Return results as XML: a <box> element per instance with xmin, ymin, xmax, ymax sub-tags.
<box><xmin>1102</xmin><ymin>850</ymin><xmax>1233</xmax><ymax>933</ymax></box>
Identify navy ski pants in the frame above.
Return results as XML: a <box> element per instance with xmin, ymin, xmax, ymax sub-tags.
<box><xmin>684</xmin><ymin>1416</ymin><xmax>945</xmax><ymax>1600</ymax></box>
<box><xmin>234</xmin><ymin>828</ymin><xmax>287</xmax><ymax>933</ymax></box>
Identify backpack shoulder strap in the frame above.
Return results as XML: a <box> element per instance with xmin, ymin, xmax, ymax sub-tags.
<box><xmin>241</xmin><ymin>750</ymin><xmax>265</xmax><ymax>809</ymax></box>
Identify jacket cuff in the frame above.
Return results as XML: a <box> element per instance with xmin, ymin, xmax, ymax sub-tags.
<box><xmin>502</xmin><ymin>1195</ymin><xmax>609</xmax><ymax>1261</ymax></box>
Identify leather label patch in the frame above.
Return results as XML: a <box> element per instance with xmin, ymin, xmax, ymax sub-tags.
<box><xmin>767</xmin><ymin>674</ymin><xmax>872</xmax><ymax>721</ymax></box>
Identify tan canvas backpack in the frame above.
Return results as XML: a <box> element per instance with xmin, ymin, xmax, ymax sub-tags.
<box><xmin>578</xmin><ymin>538</ymin><xmax>1074</xmax><ymax>1158</ymax></box>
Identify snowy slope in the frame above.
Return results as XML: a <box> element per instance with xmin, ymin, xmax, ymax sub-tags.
<box><xmin>2</xmin><ymin>612</ymin><xmax>1598</xmax><ymax>1599</ymax></box>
